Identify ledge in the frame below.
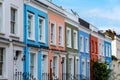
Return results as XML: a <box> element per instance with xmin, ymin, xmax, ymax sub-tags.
<box><xmin>0</xmin><ymin>37</ymin><xmax>10</xmax><ymax>44</ymax></box>
<box><xmin>9</xmin><ymin>34</ymin><xmax>20</xmax><ymax>41</ymax></box>
<box><xmin>0</xmin><ymin>77</ymin><xmax>8</xmax><ymax>80</ymax></box>
<box><xmin>0</xmin><ymin>32</ymin><xmax>5</xmax><ymax>37</ymax></box>
<box><xmin>12</xmin><ymin>40</ymin><xmax>25</xmax><ymax>47</ymax></box>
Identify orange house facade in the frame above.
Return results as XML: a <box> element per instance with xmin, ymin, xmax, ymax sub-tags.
<box><xmin>90</xmin><ymin>34</ymin><xmax>98</xmax><ymax>80</ymax></box>
<box><xmin>48</xmin><ymin>10</ymin><xmax>66</xmax><ymax>80</ymax></box>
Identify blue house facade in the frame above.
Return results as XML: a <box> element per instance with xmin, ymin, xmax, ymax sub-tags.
<box><xmin>104</xmin><ymin>41</ymin><xmax>112</xmax><ymax>69</ymax></box>
<box><xmin>24</xmin><ymin>3</ymin><xmax>48</xmax><ymax>80</ymax></box>
<box><xmin>78</xmin><ymin>29</ymin><xmax>90</xmax><ymax>80</ymax></box>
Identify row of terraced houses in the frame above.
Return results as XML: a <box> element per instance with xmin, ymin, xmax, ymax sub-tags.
<box><xmin>0</xmin><ymin>0</ymin><xmax>112</xmax><ymax>80</ymax></box>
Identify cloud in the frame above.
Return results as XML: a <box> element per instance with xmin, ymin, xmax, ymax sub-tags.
<box><xmin>87</xmin><ymin>6</ymin><xmax>120</xmax><ymax>20</ymax></box>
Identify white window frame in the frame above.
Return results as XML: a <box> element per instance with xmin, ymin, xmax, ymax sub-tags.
<box><xmin>99</xmin><ymin>43</ymin><xmax>103</xmax><ymax>56</ymax></box>
<box><xmin>87</xmin><ymin>61</ymin><xmax>90</xmax><ymax>78</ymax></box>
<box><xmin>0</xmin><ymin>3</ymin><xmax>3</xmax><ymax>33</ymax></box>
<box><xmin>75</xmin><ymin>57</ymin><xmax>80</xmax><ymax>75</ymax></box>
<box><xmin>66</xmin><ymin>27</ymin><xmax>71</xmax><ymax>48</ymax></box>
<box><xmin>10</xmin><ymin>7</ymin><xmax>18</xmax><ymax>35</ymax></box>
<box><xmin>29</xmin><ymin>52</ymin><xmax>37</xmax><ymax>79</ymax></box>
<box><xmin>73</xmin><ymin>30</ymin><xmax>78</xmax><ymax>49</ymax></box>
<box><xmin>0</xmin><ymin>48</ymin><xmax>6</xmax><ymax>78</ymax></box>
<box><xmin>58</xmin><ymin>25</ymin><xmax>63</xmax><ymax>46</ymax></box>
<box><xmin>102</xmin><ymin>44</ymin><xmax>104</xmax><ymax>56</ymax></box>
<box><xmin>82</xmin><ymin>59</ymin><xmax>86</xmax><ymax>76</ymax></box>
<box><xmin>27</xmin><ymin>12</ymin><xmax>35</xmax><ymax>40</ymax></box>
<box><xmin>85</xmin><ymin>37</ymin><xmax>89</xmax><ymax>53</ymax></box>
<box><xmin>109</xmin><ymin>45</ymin><xmax>111</xmax><ymax>57</ymax></box>
<box><xmin>61</xmin><ymin>56</ymin><xmax>66</xmax><ymax>73</ymax></box>
<box><xmin>68</xmin><ymin>55</ymin><xmax>74</xmax><ymax>77</ymax></box>
<box><xmin>106</xmin><ymin>44</ymin><xmax>109</xmax><ymax>57</ymax></box>
<box><xmin>106</xmin><ymin>44</ymin><xmax>107</xmax><ymax>56</ymax></box>
<box><xmin>52</xmin><ymin>55</ymin><xmax>58</xmax><ymax>78</ymax></box>
<box><xmin>38</xmin><ymin>17</ymin><xmax>45</xmax><ymax>43</ymax></box>
<box><xmin>80</xmin><ymin>35</ymin><xmax>84</xmax><ymax>52</ymax></box>
<box><xmin>41</xmin><ymin>51</ymin><xmax>48</xmax><ymax>73</ymax></box>
<box><xmin>50</xmin><ymin>21</ymin><xmax>56</xmax><ymax>45</ymax></box>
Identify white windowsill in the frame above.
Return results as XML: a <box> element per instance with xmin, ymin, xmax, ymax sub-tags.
<box><xmin>0</xmin><ymin>76</ymin><xmax>8</xmax><ymax>80</ymax></box>
<box><xmin>67</xmin><ymin>45</ymin><xmax>72</xmax><ymax>48</ymax></box>
<box><xmin>74</xmin><ymin>47</ymin><xmax>78</xmax><ymax>50</ymax></box>
<box><xmin>80</xmin><ymin>49</ymin><xmax>84</xmax><ymax>52</ymax></box>
<box><xmin>0</xmin><ymin>32</ymin><xmax>5</xmax><ymax>37</ymax></box>
<box><xmin>9</xmin><ymin>34</ymin><xmax>19</xmax><ymax>40</ymax></box>
<box><xmin>50</xmin><ymin>43</ymin><xmax>56</xmax><ymax>46</ymax></box>
<box><xmin>39</xmin><ymin>40</ymin><xmax>46</xmax><ymax>43</ymax></box>
<box><xmin>59</xmin><ymin>45</ymin><xmax>64</xmax><ymax>47</ymax></box>
<box><xmin>58</xmin><ymin>42</ymin><xmax>64</xmax><ymax>47</ymax></box>
<box><xmin>28</xmin><ymin>37</ymin><xmax>35</xmax><ymax>41</ymax></box>
<box><xmin>0</xmin><ymin>78</ymin><xmax>7</xmax><ymax>80</ymax></box>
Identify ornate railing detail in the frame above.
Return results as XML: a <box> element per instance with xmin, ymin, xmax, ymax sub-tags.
<box><xmin>42</xmin><ymin>73</ymin><xmax>49</xmax><ymax>80</ymax></box>
<box><xmin>14</xmin><ymin>72</ymin><xmax>36</xmax><ymax>80</ymax></box>
<box><xmin>14</xmin><ymin>72</ymin><xmax>89</xmax><ymax>80</ymax></box>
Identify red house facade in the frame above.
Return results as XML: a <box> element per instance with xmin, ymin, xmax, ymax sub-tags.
<box><xmin>90</xmin><ymin>34</ymin><xmax>98</xmax><ymax>80</ymax></box>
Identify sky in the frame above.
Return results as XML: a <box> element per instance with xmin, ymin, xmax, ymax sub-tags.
<box><xmin>52</xmin><ymin>0</ymin><xmax>120</xmax><ymax>34</ymax></box>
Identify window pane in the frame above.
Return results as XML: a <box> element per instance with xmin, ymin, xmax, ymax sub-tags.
<box><xmin>11</xmin><ymin>8</ymin><xmax>16</xmax><ymax>34</ymax></box>
<box><xmin>0</xmin><ymin>63</ymin><xmax>2</xmax><ymax>75</ymax></box>
<box><xmin>86</xmin><ymin>38</ymin><xmax>88</xmax><ymax>52</ymax></box>
<box><xmin>0</xmin><ymin>48</ymin><xmax>3</xmax><ymax>76</ymax></box>
<box><xmin>68</xmin><ymin>59</ymin><xmax>72</xmax><ymax>74</ymax></box>
<box><xmin>80</xmin><ymin>36</ymin><xmax>83</xmax><ymax>52</ymax></box>
<box><xmin>30</xmin><ymin>53</ymin><xmax>35</xmax><ymax>75</ymax></box>
<box><xmin>28</xmin><ymin>13</ymin><xmax>33</xmax><ymax>38</ymax></box>
<box><xmin>92</xmin><ymin>40</ymin><xmax>94</xmax><ymax>53</ymax></box>
<box><xmin>0</xmin><ymin>4</ymin><xmax>2</xmax><ymax>32</ymax></box>
<box><xmin>74</xmin><ymin>32</ymin><xmax>76</xmax><ymax>48</ymax></box>
<box><xmin>11</xmin><ymin>22</ymin><xmax>15</xmax><ymax>34</ymax></box>
<box><xmin>51</xmin><ymin>23</ymin><xmax>55</xmax><ymax>43</ymax></box>
<box><xmin>66</xmin><ymin>30</ymin><xmax>69</xmax><ymax>45</ymax></box>
<box><xmin>59</xmin><ymin>27</ymin><xmax>62</xmax><ymax>45</ymax></box>
<box><xmin>39</xmin><ymin>19</ymin><xmax>43</xmax><ymax>40</ymax></box>
<box><xmin>53</xmin><ymin>57</ymin><xmax>57</xmax><ymax>76</ymax></box>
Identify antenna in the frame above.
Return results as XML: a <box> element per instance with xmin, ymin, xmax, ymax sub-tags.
<box><xmin>49</xmin><ymin>0</ymin><xmax>52</xmax><ymax>2</ymax></box>
<box><xmin>71</xmin><ymin>9</ymin><xmax>77</xmax><ymax>15</ymax></box>
<box><xmin>71</xmin><ymin>9</ymin><xmax>80</xmax><ymax>17</ymax></box>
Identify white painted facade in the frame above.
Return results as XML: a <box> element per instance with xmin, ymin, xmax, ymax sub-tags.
<box><xmin>112</xmin><ymin>36</ymin><xmax>120</xmax><ymax>79</ymax></box>
<box><xmin>89</xmin><ymin>24</ymin><xmax>98</xmax><ymax>32</ymax></box>
<box><xmin>0</xmin><ymin>0</ymin><xmax>24</xmax><ymax>80</ymax></box>
<box><xmin>64</xmin><ymin>10</ymin><xmax>79</xmax><ymax>28</ymax></box>
<box><xmin>112</xmin><ymin>36</ymin><xmax>120</xmax><ymax>59</ymax></box>
<box><xmin>68</xmin><ymin>54</ymin><xmax>74</xmax><ymax>79</ymax></box>
<box><xmin>98</xmin><ymin>36</ymin><xmax>105</xmax><ymax>62</ymax></box>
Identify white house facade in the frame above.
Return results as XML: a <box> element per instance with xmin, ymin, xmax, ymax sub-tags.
<box><xmin>0</xmin><ymin>0</ymin><xmax>24</xmax><ymax>80</ymax></box>
<box><xmin>112</xmin><ymin>36</ymin><xmax>120</xmax><ymax>79</ymax></box>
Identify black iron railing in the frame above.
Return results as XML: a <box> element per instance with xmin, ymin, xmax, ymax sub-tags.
<box><xmin>75</xmin><ymin>74</ymin><xmax>80</xmax><ymax>80</ymax></box>
<box><xmin>62</xmin><ymin>73</ymin><xmax>89</xmax><ymax>80</ymax></box>
<box><xmin>14</xmin><ymin>72</ymin><xmax>89</xmax><ymax>80</ymax></box>
<box><xmin>80</xmin><ymin>74</ymin><xmax>89</xmax><ymax>80</ymax></box>
<box><xmin>42</xmin><ymin>73</ymin><xmax>49</xmax><ymax>80</ymax></box>
<box><xmin>14</xmin><ymin>72</ymin><xmax>36</xmax><ymax>80</ymax></box>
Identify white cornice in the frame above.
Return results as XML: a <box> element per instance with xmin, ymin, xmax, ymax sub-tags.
<box><xmin>36</xmin><ymin>0</ymin><xmax>66</xmax><ymax>17</ymax></box>
<box><xmin>12</xmin><ymin>41</ymin><xmax>25</xmax><ymax>47</ymax></box>
<box><xmin>0</xmin><ymin>39</ymin><xmax>10</xmax><ymax>45</ymax></box>
<box><xmin>105</xmin><ymin>35</ymin><xmax>112</xmax><ymax>42</ymax></box>
<box><xmin>78</xmin><ymin>25</ymin><xmax>91</xmax><ymax>34</ymax></box>
<box><xmin>30</xmin><ymin>0</ymin><xmax>48</xmax><ymax>9</ymax></box>
<box><xmin>47</xmin><ymin>7</ymin><xmax>66</xmax><ymax>18</ymax></box>
<box><xmin>65</xmin><ymin>18</ymin><xmax>79</xmax><ymax>28</ymax></box>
